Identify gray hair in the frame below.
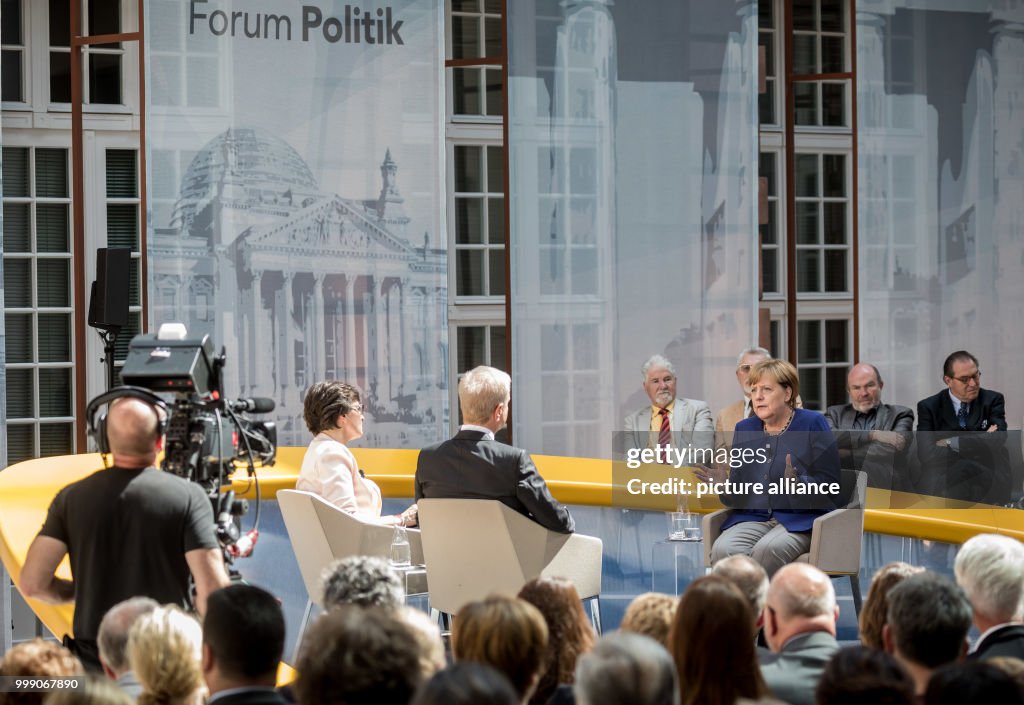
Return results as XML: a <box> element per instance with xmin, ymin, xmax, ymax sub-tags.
<box><xmin>97</xmin><ymin>597</ymin><xmax>159</xmax><ymax>674</ymax></box>
<box><xmin>772</xmin><ymin>564</ymin><xmax>836</xmax><ymax>619</ymax></box>
<box><xmin>713</xmin><ymin>555</ymin><xmax>769</xmax><ymax>618</ymax></box>
<box><xmin>954</xmin><ymin>534</ymin><xmax>1024</xmax><ymax>622</ymax></box>
<box><xmin>321</xmin><ymin>555</ymin><xmax>405</xmax><ymax>610</ymax></box>
<box><xmin>575</xmin><ymin>632</ymin><xmax>679</xmax><ymax>705</ymax></box>
<box><xmin>458</xmin><ymin>366</ymin><xmax>511</xmax><ymax>425</ymax></box>
<box><xmin>641</xmin><ymin>355</ymin><xmax>676</xmax><ymax>381</ymax></box>
<box><xmin>735</xmin><ymin>347</ymin><xmax>771</xmax><ymax>367</ymax></box>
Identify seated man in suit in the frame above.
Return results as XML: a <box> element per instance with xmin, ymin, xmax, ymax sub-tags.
<box><xmin>624</xmin><ymin>354</ymin><xmax>713</xmax><ymax>455</ymax></box>
<box><xmin>954</xmin><ymin>534</ymin><xmax>1024</xmax><ymax>661</ymax></box>
<box><xmin>415</xmin><ymin>365</ymin><xmax>574</xmax><ymax>533</ymax></box>
<box><xmin>825</xmin><ymin>363</ymin><xmax>914</xmax><ymax>490</ymax></box>
<box><xmin>916</xmin><ymin>350</ymin><xmax>1010</xmax><ymax>504</ymax></box>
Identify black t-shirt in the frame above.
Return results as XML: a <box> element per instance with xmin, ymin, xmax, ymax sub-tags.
<box><xmin>39</xmin><ymin>466</ymin><xmax>218</xmax><ymax>640</ymax></box>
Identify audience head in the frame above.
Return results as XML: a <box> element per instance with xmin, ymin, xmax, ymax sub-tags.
<box><xmin>106</xmin><ymin>397</ymin><xmax>164</xmax><ymax>463</ymax></box>
<box><xmin>321</xmin><ymin>555</ymin><xmax>405</xmax><ymax>610</ymax></box>
<box><xmin>43</xmin><ymin>676</ymin><xmax>134</xmax><ymax>705</ymax></box>
<box><xmin>452</xmin><ymin>594</ymin><xmax>548</xmax><ymax>702</ymax></box>
<box><xmin>847</xmin><ymin>363</ymin><xmax>885</xmax><ymax>412</ymax></box>
<box><xmin>748</xmin><ymin>359</ymin><xmax>800</xmax><ymax>411</ymax></box>
<box><xmin>954</xmin><ymin>533</ymin><xmax>1024</xmax><ymax>628</ymax></box>
<box><xmin>397</xmin><ymin>606</ymin><xmax>446</xmax><ymax>680</ymax></box>
<box><xmin>575</xmin><ymin>632</ymin><xmax>679</xmax><ymax>705</ymax></box>
<box><xmin>0</xmin><ymin>639</ymin><xmax>81</xmax><ymax>705</ymax></box>
<box><xmin>883</xmin><ymin>572</ymin><xmax>971</xmax><ymax>671</ymax></box>
<box><xmin>128</xmin><ymin>605</ymin><xmax>204</xmax><ymax>705</ymax></box>
<box><xmin>942</xmin><ymin>351</ymin><xmax>981</xmax><ymax>403</ymax></box>
<box><xmin>295</xmin><ymin>605</ymin><xmax>423</xmax><ymax>705</ymax></box>
<box><xmin>988</xmin><ymin>657</ymin><xmax>1024</xmax><ymax>689</ymax></box>
<box><xmin>859</xmin><ymin>562</ymin><xmax>925</xmax><ymax>650</ymax></box>
<box><xmin>620</xmin><ymin>593</ymin><xmax>677</xmax><ymax>648</ymax></box>
<box><xmin>924</xmin><ymin>661</ymin><xmax>1024</xmax><ymax>705</ymax></box>
<box><xmin>814</xmin><ymin>646</ymin><xmax>915</xmax><ymax>705</ymax></box>
<box><xmin>410</xmin><ymin>663</ymin><xmax>519</xmax><ymax>705</ymax></box>
<box><xmin>735</xmin><ymin>347</ymin><xmax>772</xmax><ymax>395</ymax></box>
<box><xmin>713</xmin><ymin>554</ymin><xmax>769</xmax><ymax>629</ymax></box>
<box><xmin>641</xmin><ymin>355</ymin><xmax>678</xmax><ymax>408</ymax></box>
<box><xmin>764</xmin><ymin>563</ymin><xmax>838</xmax><ymax>652</ymax></box>
<box><xmin>458</xmin><ymin>366</ymin><xmax>511</xmax><ymax>427</ymax></box>
<box><xmin>670</xmin><ymin>575</ymin><xmax>765</xmax><ymax>705</ymax></box>
<box><xmin>202</xmin><ymin>584</ymin><xmax>284</xmax><ymax>691</ymax></box>
<box><xmin>303</xmin><ymin>380</ymin><xmax>362</xmax><ymax>435</ymax></box>
<box><xmin>97</xmin><ymin>597</ymin><xmax>159</xmax><ymax>678</ymax></box>
<box><xmin>517</xmin><ymin>577</ymin><xmax>594</xmax><ymax>705</ymax></box>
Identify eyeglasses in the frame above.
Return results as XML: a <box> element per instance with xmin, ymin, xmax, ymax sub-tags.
<box><xmin>950</xmin><ymin>372</ymin><xmax>981</xmax><ymax>385</ymax></box>
<box><xmin>348</xmin><ymin>404</ymin><xmax>363</xmax><ymax>415</ymax></box>
<box><xmin>737</xmin><ymin>365</ymin><xmax>753</xmax><ymax>373</ymax></box>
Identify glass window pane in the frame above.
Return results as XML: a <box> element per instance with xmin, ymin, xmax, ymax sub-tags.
<box><xmin>540</xmin><ymin>324</ymin><xmax>567</xmax><ymax>371</ymax></box>
<box><xmin>112</xmin><ymin>311</ymin><xmax>140</xmax><ymax>363</ymax></box>
<box><xmin>798</xmin><ymin>320</ymin><xmax>821</xmax><ymax>364</ymax></box>
<box><xmin>4</xmin><ymin>258</ymin><xmax>31</xmax><ymax>306</ymax></box>
<box><xmin>758</xmin><ymin>1</ymin><xmax>774</xmax><ymax>29</ymax></box>
<box><xmin>3</xmin><ymin>203</ymin><xmax>30</xmax><ymax>252</ymax></box>
<box><xmin>570</xmin><ymin>248</ymin><xmax>597</xmax><ymax>295</ymax></box>
<box><xmin>761</xmin><ymin>248</ymin><xmax>778</xmax><ymax>293</ymax></box>
<box><xmin>454</xmin><ymin>146</ymin><xmax>482</xmax><ymax>193</ymax></box>
<box><xmin>105</xmin><ymin>150</ymin><xmax>138</xmax><ymax>198</ymax></box>
<box><xmin>760</xmin><ymin>32</ymin><xmax>774</xmax><ymax>77</ymax></box>
<box><xmin>451</xmin><ymin>0</ymin><xmax>479</xmax><ymax>11</ymax></box>
<box><xmin>456</xmin><ymin>249</ymin><xmax>484</xmax><ymax>296</ymax></box>
<box><xmin>799</xmin><ymin>369</ymin><xmax>822</xmax><ymax>411</ymax></box>
<box><xmin>106</xmin><ymin>203</ymin><xmax>138</xmax><ymax>249</ymax></box>
<box><xmin>796</xmin><ymin>201</ymin><xmax>819</xmax><ymax>245</ymax></box>
<box><xmin>6</xmin><ymin>367</ymin><xmax>33</xmax><ymax>417</ymax></box>
<box><xmin>37</xmin><ymin>203</ymin><xmax>70</xmax><ymax>252</ymax></box>
<box><xmin>822</xmin><ymin>82</ymin><xmax>845</xmax><ymax>126</ymax></box>
<box><xmin>797</xmin><ymin>250</ymin><xmax>821</xmax><ymax>292</ymax></box>
<box><xmin>2</xmin><ymin>50</ymin><xmax>22</xmax><ymax>102</ymax></box>
<box><xmin>5</xmin><ymin>312</ymin><xmax>32</xmax><ymax>363</ymax></box>
<box><xmin>487</xmin><ymin>197</ymin><xmax>505</xmax><ymax>244</ymax></box>
<box><xmin>825</xmin><ymin>320</ymin><xmax>848</xmax><ymax>362</ymax></box>
<box><xmin>39</xmin><ymin>423</ymin><xmax>73</xmax><ymax>457</ymax></box>
<box><xmin>760</xmin><ymin>204</ymin><xmax>777</xmax><ymax>245</ymax></box>
<box><xmin>794</xmin><ymin>34</ymin><xmax>816</xmax><ymax>74</ymax></box>
<box><xmin>485</xmin><ymin>67</ymin><xmax>502</xmax><ymax>116</ymax></box>
<box><xmin>38</xmin><ymin>312</ymin><xmax>71</xmax><ymax>362</ymax></box>
<box><xmin>483</xmin><ymin>0</ymin><xmax>501</xmax><ymax>12</ymax></box>
<box><xmin>6</xmin><ymin>424</ymin><xmax>35</xmax><ymax>463</ymax></box>
<box><xmin>2</xmin><ymin>146</ymin><xmax>29</xmax><ymax>197</ymax></box>
<box><xmin>759</xmin><ymin>152</ymin><xmax>776</xmax><ymax>195</ymax></box>
<box><xmin>821</xmin><ymin>35</ymin><xmax>844</xmax><ymax>74</ymax></box>
<box><xmin>451</xmin><ymin>15</ymin><xmax>480</xmax><ymax>59</ymax></box>
<box><xmin>455</xmin><ymin>197</ymin><xmax>483</xmax><ymax>244</ymax></box>
<box><xmin>39</xmin><ymin>368</ymin><xmax>71</xmax><ymax>417</ymax></box>
<box><xmin>820</xmin><ymin>0</ymin><xmax>844</xmax><ymax>32</ymax></box>
<box><xmin>758</xmin><ymin>83</ymin><xmax>775</xmax><ymax>125</ymax></box>
<box><xmin>488</xmin><ymin>249</ymin><xmax>505</xmax><ymax>296</ymax></box>
<box><xmin>457</xmin><ymin>326</ymin><xmax>485</xmax><ymax>373</ymax></box>
<box><xmin>824</xmin><ymin>250</ymin><xmax>847</xmax><ymax>292</ymax></box>
<box><xmin>35</xmin><ymin>148</ymin><xmax>68</xmax><ymax>198</ymax></box>
<box><xmin>50</xmin><ymin>52</ymin><xmax>71</xmax><ymax>102</ymax></box>
<box><xmin>794</xmin><ymin>81</ymin><xmax>819</xmax><ymax>126</ymax></box>
<box><xmin>823</xmin><ymin>154</ymin><xmax>846</xmax><ymax>197</ymax></box>
<box><xmin>88</xmin><ymin>0</ymin><xmax>120</xmax><ymax>37</ymax></box>
<box><xmin>49</xmin><ymin>0</ymin><xmax>70</xmax><ymax>46</ymax></box>
<box><xmin>129</xmin><ymin>257</ymin><xmax>140</xmax><ymax>305</ymax></box>
<box><xmin>1</xmin><ymin>0</ymin><xmax>21</xmax><ymax>43</ymax></box>
<box><xmin>793</xmin><ymin>0</ymin><xmax>815</xmax><ymax>31</ymax></box>
<box><xmin>826</xmin><ymin>368</ymin><xmax>847</xmax><ymax>409</ymax></box>
<box><xmin>489</xmin><ymin>326</ymin><xmax>507</xmax><ymax>372</ymax></box>
<box><xmin>486</xmin><ymin>146</ymin><xmax>503</xmax><ymax>193</ymax></box>
<box><xmin>573</xmin><ymin>324</ymin><xmax>597</xmax><ymax>369</ymax></box>
<box><xmin>796</xmin><ymin>154</ymin><xmax>819</xmax><ymax>197</ymax></box>
<box><xmin>88</xmin><ymin>53</ymin><xmax>122</xmax><ymax>104</ymax></box>
<box><xmin>37</xmin><ymin>258</ymin><xmax>69</xmax><ymax>307</ymax></box>
<box><xmin>823</xmin><ymin>202</ymin><xmax>846</xmax><ymax>245</ymax></box>
<box><xmin>453</xmin><ymin>67</ymin><xmax>481</xmax><ymax>115</ymax></box>
<box><xmin>484</xmin><ymin>17</ymin><xmax>501</xmax><ymax>58</ymax></box>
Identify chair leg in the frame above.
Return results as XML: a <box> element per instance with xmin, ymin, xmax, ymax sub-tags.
<box><xmin>292</xmin><ymin>598</ymin><xmax>314</xmax><ymax>663</ymax></box>
<box><xmin>589</xmin><ymin>597</ymin><xmax>602</xmax><ymax>635</ymax></box>
<box><xmin>850</xmin><ymin>574</ymin><xmax>862</xmax><ymax>616</ymax></box>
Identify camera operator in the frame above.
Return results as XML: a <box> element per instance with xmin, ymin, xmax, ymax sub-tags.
<box><xmin>19</xmin><ymin>396</ymin><xmax>231</xmax><ymax>672</ymax></box>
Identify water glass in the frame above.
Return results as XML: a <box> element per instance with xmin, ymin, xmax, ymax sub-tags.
<box><xmin>389</xmin><ymin>526</ymin><xmax>411</xmax><ymax>567</ymax></box>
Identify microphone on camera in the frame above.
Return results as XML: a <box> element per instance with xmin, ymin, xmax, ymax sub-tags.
<box><xmin>229</xmin><ymin>397</ymin><xmax>276</xmax><ymax>413</ymax></box>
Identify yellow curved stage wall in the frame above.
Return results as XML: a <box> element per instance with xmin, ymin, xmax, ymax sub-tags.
<box><xmin>2</xmin><ymin>448</ymin><xmax>1023</xmax><ymax>646</ymax></box>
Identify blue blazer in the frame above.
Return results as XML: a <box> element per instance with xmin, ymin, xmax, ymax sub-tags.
<box><xmin>722</xmin><ymin>408</ymin><xmax>841</xmax><ymax>533</ymax></box>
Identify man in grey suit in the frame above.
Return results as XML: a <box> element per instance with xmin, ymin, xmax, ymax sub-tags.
<box><xmin>415</xmin><ymin>365</ymin><xmax>574</xmax><ymax>533</ymax></box>
<box><xmin>825</xmin><ymin>363</ymin><xmax>914</xmax><ymax>490</ymax></box>
<box><xmin>759</xmin><ymin>563</ymin><xmax>840</xmax><ymax>705</ymax></box>
<box><xmin>624</xmin><ymin>354</ymin><xmax>713</xmax><ymax>456</ymax></box>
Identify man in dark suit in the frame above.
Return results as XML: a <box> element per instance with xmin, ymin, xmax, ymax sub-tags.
<box><xmin>825</xmin><ymin>363</ymin><xmax>914</xmax><ymax>490</ymax></box>
<box><xmin>415</xmin><ymin>365</ymin><xmax>574</xmax><ymax>533</ymax></box>
<box><xmin>916</xmin><ymin>350</ymin><xmax>1010</xmax><ymax>504</ymax></box>
<box><xmin>955</xmin><ymin>534</ymin><xmax>1024</xmax><ymax>661</ymax></box>
<box><xmin>202</xmin><ymin>584</ymin><xmax>290</xmax><ymax>705</ymax></box>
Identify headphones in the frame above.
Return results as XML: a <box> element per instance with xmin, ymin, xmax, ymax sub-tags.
<box><xmin>86</xmin><ymin>386</ymin><xmax>169</xmax><ymax>455</ymax></box>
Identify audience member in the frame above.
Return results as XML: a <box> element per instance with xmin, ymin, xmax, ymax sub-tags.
<box><xmin>320</xmin><ymin>555</ymin><xmax>405</xmax><ymax>610</ymax></box>
<box><xmin>0</xmin><ymin>639</ymin><xmax>82</xmax><ymax>705</ymax></box>
<box><xmin>294</xmin><ymin>605</ymin><xmax>423</xmax><ymax>705</ymax></box>
<box><xmin>575</xmin><ymin>632</ymin><xmax>679</xmax><ymax>705</ymax></box>
<box><xmin>883</xmin><ymin>572</ymin><xmax>972</xmax><ymax>698</ymax></box>
<box><xmin>416</xmin><ymin>366</ymin><xmax>574</xmax><ymax>533</ymax></box>
<box><xmin>298</xmin><ymin>380</ymin><xmax>417</xmax><ymax>525</ymax></box>
<box><xmin>619</xmin><ymin>593</ymin><xmax>677</xmax><ymax>648</ymax></box>
<box><xmin>128</xmin><ymin>605</ymin><xmax>205</xmax><ymax>705</ymax></box>
<box><xmin>716</xmin><ymin>347</ymin><xmax>772</xmax><ymax>453</ymax></box>
<box><xmin>712</xmin><ymin>554</ymin><xmax>770</xmax><ymax>636</ymax></box>
<box><xmin>517</xmin><ymin>577</ymin><xmax>594</xmax><ymax>705</ymax></box>
<box><xmin>825</xmin><ymin>363</ymin><xmax>914</xmax><ymax>489</ymax></box>
<box><xmin>814</xmin><ymin>646</ymin><xmax>914</xmax><ymax>705</ymax></box>
<box><xmin>953</xmin><ymin>533</ymin><xmax>1024</xmax><ymax>660</ymax></box>
<box><xmin>625</xmin><ymin>355</ymin><xmax>713</xmax><ymax>454</ymax></box>
<box><xmin>670</xmin><ymin>575</ymin><xmax>765</xmax><ymax>705</ymax></box>
<box><xmin>452</xmin><ymin>594</ymin><xmax>548</xmax><ymax>705</ymax></box>
<box><xmin>410</xmin><ymin>663</ymin><xmax>519</xmax><ymax>705</ymax></box>
<box><xmin>397</xmin><ymin>606</ymin><xmax>447</xmax><ymax>680</ymax></box>
<box><xmin>44</xmin><ymin>676</ymin><xmax>133</xmax><ymax>705</ymax></box>
<box><xmin>858</xmin><ymin>562</ymin><xmax>925</xmax><ymax>650</ymax></box>
<box><xmin>760</xmin><ymin>564</ymin><xmax>840</xmax><ymax>705</ymax></box>
<box><xmin>202</xmin><ymin>584</ymin><xmax>288</xmax><ymax>705</ymax></box>
<box><xmin>96</xmin><ymin>596</ymin><xmax>159</xmax><ymax>697</ymax></box>
<box><xmin>924</xmin><ymin>660</ymin><xmax>1024</xmax><ymax>705</ymax></box>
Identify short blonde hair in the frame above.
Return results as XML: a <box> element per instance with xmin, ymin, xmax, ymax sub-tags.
<box><xmin>128</xmin><ymin>606</ymin><xmax>204</xmax><ymax>705</ymax></box>
<box><xmin>747</xmin><ymin>359</ymin><xmax>800</xmax><ymax>408</ymax></box>
<box><xmin>458</xmin><ymin>366</ymin><xmax>511</xmax><ymax>425</ymax></box>
<box><xmin>44</xmin><ymin>676</ymin><xmax>133</xmax><ymax>705</ymax></box>
<box><xmin>620</xmin><ymin>593</ymin><xmax>677</xmax><ymax>648</ymax></box>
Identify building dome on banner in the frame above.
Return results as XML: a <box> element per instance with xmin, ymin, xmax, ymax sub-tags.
<box><xmin>171</xmin><ymin>127</ymin><xmax>323</xmax><ymax>238</ymax></box>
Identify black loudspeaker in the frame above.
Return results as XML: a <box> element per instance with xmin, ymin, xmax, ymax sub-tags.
<box><xmin>88</xmin><ymin>247</ymin><xmax>131</xmax><ymax>330</ymax></box>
